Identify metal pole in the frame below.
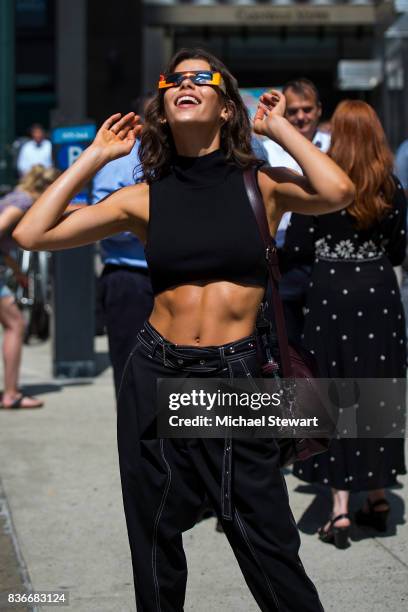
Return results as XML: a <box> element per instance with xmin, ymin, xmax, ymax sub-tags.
<box><xmin>379</xmin><ymin>34</ymin><xmax>391</xmax><ymax>146</ymax></box>
<box><xmin>0</xmin><ymin>0</ymin><xmax>15</xmax><ymax>193</ymax></box>
<box><xmin>54</xmin><ymin>0</ymin><xmax>87</xmax><ymax>123</ymax></box>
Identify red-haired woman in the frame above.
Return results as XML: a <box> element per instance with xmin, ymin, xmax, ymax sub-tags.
<box><xmin>294</xmin><ymin>100</ymin><xmax>407</xmax><ymax>548</ymax></box>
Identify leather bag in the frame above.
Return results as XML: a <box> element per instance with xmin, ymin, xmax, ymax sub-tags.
<box><xmin>243</xmin><ymin>167</ymin><xmax>331</xmax><ymax>467</ymax></box>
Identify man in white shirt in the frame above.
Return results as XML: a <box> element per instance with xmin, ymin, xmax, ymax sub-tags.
<box><xmin>17</xmin><ymin>124</ymin><xmax>53</xmax><ymax>176</ymax></box>
<box><xmin>264</xmin><ymin>79</ymin><xmax>330</xmax><ymax>246</ymax></box>
<box><xmin>264</xmin><ymin>79</ymin><xmax>331</xmax><ymax>343</ymax></box>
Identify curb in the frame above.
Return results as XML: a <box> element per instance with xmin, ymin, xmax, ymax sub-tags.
<box><xmin>0</xmin><ymin>479</ymin><xmax>38</xmax><ymax>612</ymax></box>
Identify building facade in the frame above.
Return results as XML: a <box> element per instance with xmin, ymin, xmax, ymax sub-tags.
<box><xmin>142</xmin><ymin>0</ymin><xmax>408</xmax><ymax>147</ymax></box>
<box><xmin>12</xmin><ymin>1</ymin><xmax>408</xmax><ymax>148</ymax></box>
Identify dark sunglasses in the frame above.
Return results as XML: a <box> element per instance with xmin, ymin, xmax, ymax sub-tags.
<box><xmin>158</xmin><ymin>70</ymin><xmax>226</xmax><ymax>94</ymax></box>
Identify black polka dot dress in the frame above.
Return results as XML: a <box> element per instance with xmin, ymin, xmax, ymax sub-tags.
<box><xmin>293</xmin><ymin>179</ymin><xmax>407</xmax><ymax>491</ymax></box>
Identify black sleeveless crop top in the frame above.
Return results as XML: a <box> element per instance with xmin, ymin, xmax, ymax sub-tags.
<box><xmin>145</xmin><ymin>149</ymin><xmax>268</xmax><ymax>295</ymax></box>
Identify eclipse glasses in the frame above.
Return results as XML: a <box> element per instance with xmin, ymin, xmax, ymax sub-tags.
<box><xmin>158</xmin><ymin>71</ymin><xmax>226</xmax><ymax>94</ymax></box>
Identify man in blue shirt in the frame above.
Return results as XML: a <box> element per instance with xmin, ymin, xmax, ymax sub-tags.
<box><xmin>395</xmin><ymin>140</ymin><xmax>408</xmax><ymax>197</ymax></box>
<box><xmin>92</xmin><ymin>141</ymin><xmax>153</xmax><ymax>397</ymax></box>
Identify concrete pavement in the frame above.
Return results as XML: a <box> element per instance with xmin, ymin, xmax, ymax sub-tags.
<box><xmin>0</xmin><ymin>336</ymin><xmax>407</xmax><ymax>612</ymax></box>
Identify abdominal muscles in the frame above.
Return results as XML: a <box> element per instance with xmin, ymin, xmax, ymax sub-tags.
<box><xmin>148</xmin><ymin>281</ymin><xmax>265</xmax><ymax>346</ymax></box>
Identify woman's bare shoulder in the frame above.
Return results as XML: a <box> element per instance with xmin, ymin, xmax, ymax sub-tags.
<box><xmin>112</xmin><ymin>181</ymin><xmax>150</xmax><ymax>222</ymax></box>
<box><xmin>118</xmin><ymin>181</ymin><xmax>149</xmax><ymax>202</ymax></box>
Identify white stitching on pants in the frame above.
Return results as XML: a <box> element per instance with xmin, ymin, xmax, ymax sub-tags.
<box><xmin>279</xmin><ymin>471</ymin><xmax>299</xmax><ymax>533</ymax></box>
<box><xmin>221</xmin><ymin>362</ymin><xmax>234</xmax><ymax>519</ymax></box>
<box><xmin>240</xmin><ymin>359</ymin><xmax>262</xmax><ymax>393</ymax></box>
<box><xmin>152</xmin><ymin>439</ymin><xmax>172</xmax><ymax>612</ymax></box>
<box><xmin>234</xmin><ymin>509</ymin><xmax>280</xmax><ymax>610</ymax></box>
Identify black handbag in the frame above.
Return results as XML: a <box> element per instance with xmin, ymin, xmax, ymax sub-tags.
<box><xmin>243</xmin><ymin>167</ymin><xmax>330</xmax><ymax>467</ymax></box>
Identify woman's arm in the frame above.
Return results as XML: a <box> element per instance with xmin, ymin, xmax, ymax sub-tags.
<box><xmin>254</xmin><ymin>91</ymin><xmax>355</xmax><ymax>217</ymax></box>
<box><xmin>14</xmin><ymin>183</ymin><xmax>149</xmax><ymax>251</ymax></box>
<box><xmin>13</xmin><ymin>113</ymin><xmax>146</xmax><ymax>251</ymax></box>
<box><xmin>0</xmin><ymin>206</ymin><xmax>25</xmax><ymax>235</ymax></box>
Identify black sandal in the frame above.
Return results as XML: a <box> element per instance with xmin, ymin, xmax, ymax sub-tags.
<box><xmin>318</xmin><ymin>513</ymin><xmax>351</xmax><ymax>549</ymax></box>
<box><xmin>0</xmin><ymin>393</ymin><xmax>44</xmax><ymax>409</ymax></box>
<box><xmin>355</xmin><ymin>498</ymin><xmax>390</xmax><ymax>533</ymax></box>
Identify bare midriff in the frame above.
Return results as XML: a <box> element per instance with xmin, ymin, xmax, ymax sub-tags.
<box><xmin>148</xmin><ymin>281</ymin><xmax>265</xmax><ymax>346</ymax></box>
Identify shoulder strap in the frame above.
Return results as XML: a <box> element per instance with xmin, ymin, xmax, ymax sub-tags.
<box><xmin>243</xmin><ymin>167</ymin><xmax>293</xmax><ymax>377</ymax></box>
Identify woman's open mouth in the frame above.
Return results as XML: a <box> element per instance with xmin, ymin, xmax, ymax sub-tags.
<box><xmin>175</xmin><ymin>94</ymin><xmax>201</xmax><ymax>108</ymax></box>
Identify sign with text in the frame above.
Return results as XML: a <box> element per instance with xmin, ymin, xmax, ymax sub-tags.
<box><xmin>144</xmin><ymin>4</ymin><xmax>390</xmax><ymax>27</ymax></box>
<box><xmin>51</xmin><ymin>123</ymin><xmax>96</xmax><ymax>203</ymax></box>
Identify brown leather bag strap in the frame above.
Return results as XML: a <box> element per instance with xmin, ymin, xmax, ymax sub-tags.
<box><xmin>243</xmin><ymin>167</ymin><xmax>293</xmax><ymax>377</ymax></box>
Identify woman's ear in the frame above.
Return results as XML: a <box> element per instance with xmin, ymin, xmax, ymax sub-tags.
<box><xmin>220</xmin><ymin>101</ymin><xmax>233</xmax><ymax>124</ymax></box>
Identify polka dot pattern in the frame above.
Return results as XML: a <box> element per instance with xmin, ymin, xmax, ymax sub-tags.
<box><xmin>292</xmin><ymin>205</ymin><xmax>406</xmax><ymax>492</ymax></box>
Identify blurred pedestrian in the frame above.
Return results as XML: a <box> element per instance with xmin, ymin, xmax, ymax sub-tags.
<box><xmin>293</xmin><ymin>100</ymin><xmax>407</xmax><ymax>549</ymax></box>
<box><xmin>264</xmin><ymin>79</ymin><xmax>330</xmax><ymax>344</ymax></box>
<box><xmin>264</xmin><ymin>78</ymin><xmax>330</xmax><ymax>173</ymax></box>
<box><xmin>16</xmin><ymin>124</ymin><xmax>53</xmax><ymax>177</ymax></box>
<box><xmin>395</xmin><ymin>137</ymin><xmax>408</xmax><ymax>198</ymax></box>
<box><xmin>0</xmin><ymin>165</ymin><xmax>59</xmax><ymax>409</ymax></box>
<box><xmin>250</xmin><ymin>133</ymin><xmax>269</xmax><ymax>165</ymax></box>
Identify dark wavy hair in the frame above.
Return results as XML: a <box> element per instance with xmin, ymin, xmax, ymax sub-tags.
<box><xmin>139</xmin><ymin>48</ymin><xmax>258</xmax><ymax>183</ymax></box>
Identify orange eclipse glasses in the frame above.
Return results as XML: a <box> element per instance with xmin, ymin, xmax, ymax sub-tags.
<box><xmin>158</xmin><ymin>71</ymin><xmax>226</xmax><ymax>94</ymax></box>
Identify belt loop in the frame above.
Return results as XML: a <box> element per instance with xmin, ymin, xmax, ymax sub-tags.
<box><xmin>220</xmin><ymin>346</ymin><xmax>226</xmax><ymax>369</ymax></box>
<box><xmin>149</xmin><ymin>338</ymin><xmax>160</xmax><ymax>358</ymax></box>
<box><xmin>162</xmin><ymin>342</ymin><xmax>168</xmax><ymax>367</ymax></box>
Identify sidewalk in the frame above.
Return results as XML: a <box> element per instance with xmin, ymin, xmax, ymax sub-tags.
<box><xmin>0</xmin><ymin>336</ymin><xmax>407</xmax><ymax>612</ymax></box>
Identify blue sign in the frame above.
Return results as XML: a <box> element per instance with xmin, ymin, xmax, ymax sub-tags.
<box><xmin>52</xmin><ymin>123</ymin><xmax>96</xmax><ymax>203</ymax></box>
<box><xmin>52</xmin><ymin>124</ymin><xmax>96</xmax><ymax>145</ymax></box>
<box><xmin>56</xmin><ymin>143</ymin><xmax>87</xmax><ymax>169</ymax></box>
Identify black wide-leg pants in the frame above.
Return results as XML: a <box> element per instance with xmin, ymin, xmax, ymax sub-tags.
<box><xmin>117</xmin><ymin>322</ymin><xmax>323</xmax><ymax>612</ymax></box>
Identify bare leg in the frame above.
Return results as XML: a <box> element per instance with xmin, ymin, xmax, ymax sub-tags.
<box><xmin>331</xmin><ymin>489</ymin><xmax>351</xmax><ymax>525</ymax></box>
<box><xmin>322</xmin><ymin>488</ymin><xmax>351</xmax><ymax>532</ymax></box>
<box><xmin>0</xmin><ymin>296</ymin><xmax>25</xmax><ymax>397</ymax></box>
<box><xmin>0</xmin><ymin>296</ymin><xmax>43</xmax><ymax>408</ymax></box>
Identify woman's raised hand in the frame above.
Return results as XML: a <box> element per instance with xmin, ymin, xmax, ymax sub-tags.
<box><xmin>91</xmin><ymin>112</ymin><xmax>142</xmax><ymax>162</ymax></box>
<box><xmin>253</xmin><ymin>90</ymin><xmax>286</xmax><ymax>138</ymax></box>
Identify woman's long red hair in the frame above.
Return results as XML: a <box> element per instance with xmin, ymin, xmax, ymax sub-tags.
<box><xmin>329</xmin><ymin>100</ymin><xmax>394</xmax><ymax>229</ymax></box>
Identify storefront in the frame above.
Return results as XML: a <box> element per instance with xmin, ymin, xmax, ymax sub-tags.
<box><xmin>142</xmin><ymin>1</ymin><xmax>403</xmax><ymax>139</ymax></box>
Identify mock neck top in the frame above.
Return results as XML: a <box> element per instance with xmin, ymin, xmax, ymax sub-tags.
<box><xmin>145</xmin><ymin>149</ymin><xmax>268</xmax><ymax>295</ymax></box>
<box><xmin>171</xmin><ymin>149</ymin><xmax>234</xmax><ymax>187</ymax></box>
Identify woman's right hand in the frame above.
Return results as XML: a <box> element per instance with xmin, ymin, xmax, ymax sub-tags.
<box><xmin>90</xmin><ymin>112</ymin><xmax>143</xmax><ymax>162</ymax></box>
<box><xmin>253</xmin><ymin>90</ymin><xmax>286</xmax><ymax>139</ymax></box>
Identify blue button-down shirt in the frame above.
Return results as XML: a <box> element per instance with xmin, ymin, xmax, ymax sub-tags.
<box><xmin>395</xmin><ymin>139</ymin><xmax>408</xmax><ymax>190</ymax></box>
<box><xmin>92</xmin><ymin>142</ymin><xmax>147</xmax><ymax>268</ymax></box>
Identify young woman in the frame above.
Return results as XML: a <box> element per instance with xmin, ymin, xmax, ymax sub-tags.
<box><xmin>13</xmin><ymin>49</ymin><xmax>354</xmax><ymax>610</ymax></box>
<box><xmin>293</xmin><ymin>100</ymin><xmax>407</xmax><ymax>549</ymax></box>
<box><xmin>0</xmin><ymin>164</ymin><xmax>59</xmax><ymax>409</ymax></box>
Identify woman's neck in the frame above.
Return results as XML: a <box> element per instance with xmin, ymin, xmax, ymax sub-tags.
<box><xmin>172</xmin><ymin>125</ymin><xmax>221</xmax><ymax>157</ymax></box>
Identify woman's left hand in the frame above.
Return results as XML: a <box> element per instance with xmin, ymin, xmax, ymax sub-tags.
<box><xmin>253</xmin><ymin>90</ymin><xmax>286</xmax><ymax>138</ymax></box>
